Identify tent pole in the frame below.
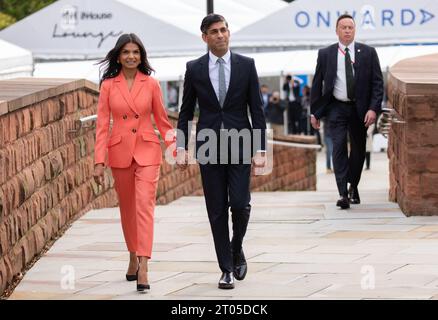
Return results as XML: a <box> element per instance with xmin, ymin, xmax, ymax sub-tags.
<box><xmin>280</xmin><ymin>70</ymin><xmax>288</xmax><ymax>135</ymax></box>
<box><xmin>207</xmin><ymin>0</ymin><xmax>214</xmax><ymax>14</ymax></box>
<box><xmin>178</xmin><ymin>75</ymin><xmax>184</xmax><ymax>112</ymax></box>
<box><xmin>206</xmin><ymin>0</ymin><xmax>214</xmax><ymax>52</ymax></box>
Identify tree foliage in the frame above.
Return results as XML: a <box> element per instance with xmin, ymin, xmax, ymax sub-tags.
<box><xmin>0</xmin><ymin>11</ymin><xmax>15</xmax><ymax>30</ymax></box>
<box><xmin>0</xmin><ymin>0</ymin><xmax>56</xmax><ymax>29</ymax></box>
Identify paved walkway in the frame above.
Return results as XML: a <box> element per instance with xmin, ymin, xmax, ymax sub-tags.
<box><xmin>9</xmin><ymin>152</ymin><xmax>438</xmax><ymax>300</ymax></box>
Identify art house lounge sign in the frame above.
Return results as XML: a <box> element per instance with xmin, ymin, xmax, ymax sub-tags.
<box><xmin>52</xmin><ymin>5</ymin><xmax>123</xmax><ymax>48</ymax></box>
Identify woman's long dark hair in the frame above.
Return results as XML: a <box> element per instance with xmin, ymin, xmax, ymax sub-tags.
<box><xmin>98</xmin><ymin>33</ymin><xmax>154</xmax><ymax>86</ymax></box>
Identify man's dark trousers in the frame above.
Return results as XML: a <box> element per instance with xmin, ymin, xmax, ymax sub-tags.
<box><xmin>326</xmin><ymin>100</ymin><xmax>367</xmax><ymax>197</ymax></box>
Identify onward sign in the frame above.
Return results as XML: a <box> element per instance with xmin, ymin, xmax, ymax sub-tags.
<box><xmin>293</xmin><ymin>6</ymin><xmax>435</xmax><ymax>30</ymax></box>
<box><xmin>52</xmin><ymin>5</ymin><xmax>122</xmax><ymax>48</ymax></box>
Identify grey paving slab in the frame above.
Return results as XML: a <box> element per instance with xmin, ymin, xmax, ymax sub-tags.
<box><xmin>311</xmin><ymin>284</ymin><xmax>437</xmax><ymax>299</ymax></box>
<box><xmin>263</xmin><ymin>263</ymin><xmax>405</xmax><ymax>275</ymax></box>
<box><xmin>8</xmin><ymin>152</ymin><xmax>438</xmax><ymax>300</ymax></box>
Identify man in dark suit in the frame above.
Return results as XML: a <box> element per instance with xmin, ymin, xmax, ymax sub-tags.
<box><xmin>176</xmin><ymin>14</ymin><xmax>267</xmax><ymax>289</ymax></box>
<box><xmin>260</xmin><ymin>84</ymin><xmax>271</xmax><ymax>117</ymax></box>
<box><xmin>310</xmin><ymin>14</ymin><xmax>383</xmax><ymax>209</ymax></box>
<box><xmin>283</xmin><ymin>74</ymin><xmax>302</xmax><ymax>134</ymax></box>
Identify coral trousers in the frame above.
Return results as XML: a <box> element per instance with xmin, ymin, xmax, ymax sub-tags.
<box><xmin>111</xmin><ymin>159</ymin><xmax>160</xmax><ymax>258</ymax></box>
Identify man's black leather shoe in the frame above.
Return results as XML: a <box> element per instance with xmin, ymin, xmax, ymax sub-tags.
<box><xmin>348</xmin><ymin>186</ymin><xmax>360</xmax><ymax>204</ymax></box>
<box><xmin>218</xmin><ymin>272</ymin><xmax>235</xmax><ymax>289</ymax></box>
<box><xmin>233</xmin><ymin>250</ymin><xmax>247</xmax><ymax>281</ymax></box>
<box><xmin>336</xmin><ymin>196</ymin><xmax>350</xmax><ymax>209</ymax></box>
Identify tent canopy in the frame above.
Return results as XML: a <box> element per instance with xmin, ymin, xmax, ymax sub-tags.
<box><xmin>33</xmin><ymin>45</ymin><xmax>438</xmax><ymax>83</ymax></box>
<box><xmin>33</xmin><ymin>55</ymin><xmax>197</xmax><ymax>83</ymax></box>
<box><xmin>0</xmin><ymin>0</ymin><xmax>205</xmax><ymax>60</ymax></box>
<box><xmin>117</xmin><ymin>0</ymin><xmax>287</xmax><ymax>35</ymax></box>
<box><xmin>233</xmin><ymin>0</ymin><xmax>438</xmax><ymax>49</ymax></box>
<box><xmin>0</xmin><ymin>39</ymin><xmax>33</xmax><ymax>79</ymax></box>
<box><xmin>0</xmin><ymin>0</ymin><xmax>287</xmax><ymax>61</ymax></box>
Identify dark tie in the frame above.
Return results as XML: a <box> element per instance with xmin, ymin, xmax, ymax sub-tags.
<box><xmin>345</xmin><ymin>47</ymin><xmax>355</xmax><ymax>101</ymax></box>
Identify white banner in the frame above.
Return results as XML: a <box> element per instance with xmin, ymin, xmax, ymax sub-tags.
<box><xmin>234</xmin><ymin>0</ymin><xmax>438</xmax><ymax>46</ymax></box>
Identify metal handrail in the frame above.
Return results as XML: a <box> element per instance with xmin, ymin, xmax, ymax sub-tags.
<box><xmin>78</xmin><ymin>114</ymin><xmax>97</xmax><ymax>123</ymax></box>
<box><xmin>75</xmin><ymin>114</ymin><xmax>322</xmax><ymax>149</ymax></box>
<box><xmin>378</xmin><ymin>107</ymin><xmax>406</xmax><ymax>138</ymax></box>
<box><xmin>268</xmin><ymin>139</ymin><xmax>321</xmax><ymax>149</ymax></box>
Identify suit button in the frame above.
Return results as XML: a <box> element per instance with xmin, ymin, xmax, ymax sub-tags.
<box><xmin>123</xmin><ymin>115</ymin><xmax>127</xmax><ymax>120</ymax></box>
<box><xmin>132</xmin><ymin>129</ymin><xmax>137</xmax><ymax>133</ymax></box>
<box><xmin>135</xmin><ymin>115</ymin><xmax>139</xmax><ymax>119</ymax></box>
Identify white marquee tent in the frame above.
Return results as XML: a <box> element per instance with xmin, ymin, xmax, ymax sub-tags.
<box><xmin>33</xmin><ymin>44</ymin><xmax>438</xmax><ymax>83</ymax></box>
<box><xmin>233</xmin><ymin>0</ymin><xmax>438</xmax><ymax>51</ymax></box>
<box><xmin>0</xmin><ymin>39</ymin><xmax>33</xmax><ymax>80</ymax></box>
<box><xmin>0</xmin><ymin>0</ymin><xmax>205</xmax><ymax>60</ymax></box>
<box><xmin>118</xmin><ymin>0</ymin><xmax>287</xmax><ymax>36</ymax></box>
<box><xmin>0</xmin><ymin>0</ymin><xmax>286</xmax><ymax>61</ymax></box>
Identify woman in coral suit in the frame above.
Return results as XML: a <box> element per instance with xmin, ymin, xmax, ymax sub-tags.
<box><xmin>93</xmin><ymin>33</ymin><xmax>175</xmax><ymax>292</ymax></box>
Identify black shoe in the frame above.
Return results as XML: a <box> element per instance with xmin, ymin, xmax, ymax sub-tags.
<box><xmin>233</xmin><ymin>250</ymin><xmax>247</xmax><ymax>281</ymax></box>
<box><xmin>126</xmin><ymin>273</ymin><xmax>137</xmax><ymax>281</ymax></box>
<box><xmin>137</xmin><ymin>282</ymin><xmax>150</xmax><ymax>292</ymax></box>
<box><xmin>218</xmin><ymin>272</ymin><xmax>235</xmax><ymax>289</ymax></box>
<box><xmin>136</xmin><ymin>270</ymin><xmax>150</xmax><ymax>292</ymax></box>
<box><xmin>348</xmin><ymin>186</ymin><xmax>361</xmax><ymax>204</ymax></box>
<box><xmin>336</xmin><ymin>196</ymin><xmax>350</xmax><ymax>209</ymax></box>
<box><xmin>136</xmin><ymin>259</ymin><xmax>150</xmax><ymax>292</ymax></box>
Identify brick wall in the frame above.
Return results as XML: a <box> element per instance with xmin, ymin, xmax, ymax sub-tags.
<box><xmin>387</xmin><ymin>54</ymin><xmax>438</xmax><ymax>216</ymax></box>
<box><xmin>0</xmin><ymin>79</ymin><xmax>117</xmax><ymax>295</ymax></box>
<box><xmin>156</xmin><ymin>130</ymin><xmax>317</xmax><ymax>204</ymax></box>
<box><xmin>0</xmin><ymin>78</ymin><xmax>317</xmax><ymax>295</ymax></box>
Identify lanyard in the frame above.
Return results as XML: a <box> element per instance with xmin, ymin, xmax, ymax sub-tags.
<box><xmin>338</xmin><ymin>46</ymin><xmax>355</xmax><ymax>64</ymax></box>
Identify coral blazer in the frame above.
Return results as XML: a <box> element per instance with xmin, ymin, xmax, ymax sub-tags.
<box><xmin>94</xmin><ymin>72</ymin><xmax>175</xmax><ymax>168</ymax></box>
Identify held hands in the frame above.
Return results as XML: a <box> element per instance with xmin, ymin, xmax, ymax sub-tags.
<box><xmin>252</xmin><ymin>151</ymin><xmax>267</xmax><ymax>176</ymax></box>
<box><xmin>310</xmin><ymin>115</ymin><xmax>320</xmax><ymax>130</ymax></box>
<box><xmin>364</xmin><ymin>110</ymin><xmax>377</xmax><ymax>127</ymax></box>
<box><xmin>93</xmin><ymin>163</ymin><xmax>105</xmax><ymax>186</ymax></box>
<box><xmin>176</xmin><ymin>149</ymin><xmax>189</xmax><ymax>171</ymax></box>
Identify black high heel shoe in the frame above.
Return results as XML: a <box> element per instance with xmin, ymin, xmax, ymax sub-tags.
<box><xmin>136</xmin><ymin>258</ymin><xmax>150</xmax><ymax>292</ymax></box>
<box><xmin>126</xmin><ymin>254</ymin><xmax>138</xmax><ymax>281</ymax></box>
<box><xmin>126</xmin><ymin>273</ymin><xmax>137</xmax><ymax>281</ymax></box>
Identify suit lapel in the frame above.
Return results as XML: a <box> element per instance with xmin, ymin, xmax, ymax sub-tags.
<box><xmin>353</xmin><ymin>42</ymin><xmax>361</xmax><ymax>81</ymax></box>
<box><xmin>200</xmin><ymin>53</ymin><xmax>221</xmax><ymax>109</ymax></box>
<box><xmin>222</xmin><ymin>52</ymin><xmax>239</xmax><ymax>109</ymax></box>
<box><xmin>115</xmin><ymin>72</ymin><xmax>140</xmax><ymax>115</ymax></box>
<box><xmin>130</xmin><ymin>72</ymin><xmax>147</xmax><ymax>103</ymax></box>
<box><xmin>329</xmin><ymin>44</ymin><xmax>338</xmax><ymax>89</ymax></box>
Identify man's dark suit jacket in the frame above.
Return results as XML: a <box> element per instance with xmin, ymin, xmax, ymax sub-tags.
<box><xmin>283</xmin><ymin>79</ymin><xmax>301</xmax><ymax>104</ymax></box>
<box><xmin>310</xmin><ymin>42</ymin><xmax>384</xmax><ymax>121</ymax></box>
<box><xmin>177</xmin><ymin>52</ymin><xmax>266</xmax><ymax>157</ymax></box>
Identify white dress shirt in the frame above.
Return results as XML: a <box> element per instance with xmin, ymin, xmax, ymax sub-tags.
<box><xmin>287</xmin><ymin>82</ymin><xmax>296</xmax><ymax>102</ymax></box>
<box><xmin>209</xmin><ymin>50</ymin><xmax>231</xmax><ymax>102</ymax></box>
<box><xmin>333</xmin><ymin>41</ymin><xmax>355</xmax><ymax>102</ymax></box>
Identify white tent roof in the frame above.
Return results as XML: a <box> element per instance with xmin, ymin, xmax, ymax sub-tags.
<box><xmin>117</xmin><ymin>0</ymin><xmax>287</xmax><ymax>35</ymax></box>
<box><xmin>33</xmin><ymin>55</ymin><xmax>198</xmax><ymax>83</ymax></box>
<box><xmin>256</xmin><ymin>45</ymin><xmax>438</xmax><ymax>76</ymax></box>
<box><xmin>33</xmin><ymin>45</ymin><xmax>438</xmax><ymax>83</ymax></box>
<box><xmin>0</xmin><ymin>0</ymin><xmax>205</xmax><ymax>60</ymax></box>
<box><xmin>0</xmin><ymin>0</ymin><xmax>287</xmax><ymax>61</ymax></box>
<box><xmin>233</xmin><ymin>0</ymin><xmax>438</xmax><ymax>49</ymax></box>
<box><xmin>0</xmin><ymin>39</ymin><xmax>33</xmax><ymax>79</ymax></box>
